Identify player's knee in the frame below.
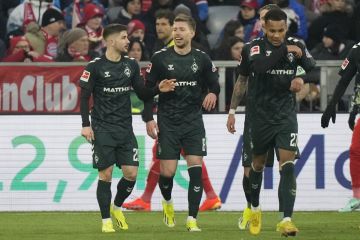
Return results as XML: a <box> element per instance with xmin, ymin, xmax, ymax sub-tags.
<box><xmin>252</xmin><ymin>162</ymin><xmax>265</xmax><ymax>171</ymax></box>
<box><xmin>123</xmin><ymin>171</ymin><xmax>137</xmax><ymax>181</ymax></box>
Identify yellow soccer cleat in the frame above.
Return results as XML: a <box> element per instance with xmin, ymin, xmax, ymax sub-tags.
<box><xmin>277</xmin><ymin>220</ymin><xmax>299</xmax><ymax>237</ymax></box>
<box><xmin>249</xmin><ymin>209</ymin><xmax>262</xmax><ymax>235</ymax></box>
<box><xmin>101</xmin><ymin>219</ymin><xmax>115</xmax><ymax>233</ymax></box>
<box><xmin>162</xmin><ymin>200</ymin><xmax>175</xmax><ymax>227</ymax></box>
<box><xmin>238</xmin><ymin>207</ymin><xmax>251</xmax><ymax>230</ymax></box>
<box><xmin>110</xmin><ymin>204</ymin><xmax>129</xmax><ymax>230</ymax></box>
<box><xmin>186</xmin><ymin>217</ymin><xmax>202</xmax><ymax>232</ymax></box>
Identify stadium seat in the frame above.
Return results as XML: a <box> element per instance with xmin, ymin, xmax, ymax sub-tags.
<box><xmin>206</xmin><ymin>5</ymin><xmax>240</xmax><ymax>49</ymax></box>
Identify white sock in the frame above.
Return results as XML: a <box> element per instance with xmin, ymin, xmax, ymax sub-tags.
<box><xmin>102</xmin><ymin>218</ymin><xmax>111</xmax><ymax>223</ymax></box>
<box><xmin>165</xmin><ymin>199</ymin><xmax>173</xmax><ymax>204</ymax></box>
<box><xmin>282</xmin><ymin>217</ymin><xmax>291</xmax><ymax>222</ymax></box>
<box><xmin>187</xmin><ymin>216</ymin><xmax>196</xmax><ymax>221</ymax></box>
<box><xmin>251</xmin><ymin>205</ymin><xmax>260</xmax><ymax>212</ymax></box>
<box><xmin>113</xmin><ymin>204</ymin><xmax>121</xmax><ymax>210</ymax></box>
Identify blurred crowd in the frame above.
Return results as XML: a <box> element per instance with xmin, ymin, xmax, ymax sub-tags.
<box><xmin>0</xmin><ymin>0</ymin><xmax>359</xmax><ymax>111</ymax></box>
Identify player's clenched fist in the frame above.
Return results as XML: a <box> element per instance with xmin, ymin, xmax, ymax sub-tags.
<box><xmin>159</xmin><ymin>79</ymin><xmax>176</xmax><ymax>92</ymax></box>
<box><xmin>289</xmin><ymin>77</ymin><xmax>304</xmax><ymax>93</ymax></box>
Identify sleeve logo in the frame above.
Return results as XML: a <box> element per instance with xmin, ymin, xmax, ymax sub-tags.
<box><xmin>146</xmin><ymin>63</ymin><xmax>152</xmax><ymax>73</ymax></box>
<box><xmin>250</xmin><ymin>45</ymin><xmax>260</xmax><ymax>56</ymax></box>
<box><xmin>80</xmin><ymin>70</ymin><xmax>90</xmax><ymax>82</ymax></box>
<box><xmin>341</xmin><ymin>58</ymin><xmax>349</xmax><ymax>70</ymax></box>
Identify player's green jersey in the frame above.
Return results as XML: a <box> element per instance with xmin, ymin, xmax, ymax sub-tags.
<box><xmin>144</xmin><ymin>47</ymin><xmax>219</xmax><ymax>124</ymax></box>
<box><xmin>238</xmin><ymin>37</ymin><xmax>316</xmax><ymax>123</ymax></box>
<box><xmin>79</xmin><ymin>55</ymin><xmax>148</xmax><ymax>132</ymax></box>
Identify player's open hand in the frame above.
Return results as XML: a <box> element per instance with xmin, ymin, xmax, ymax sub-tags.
<box><xmin>202</xmin><ymin>93</ymin><xmax>217</xmax><ymax>111</ymax></box>
<box><xmin>81</xmin><ymin>126</ymin><xmax>94</xmax><ymax>142</ymax></box>
<box><xmin>146</xmin><ymin>120</ymin><xmax>159</xmax><ymax>139</ymax></box>
<box><xmin>226</xmin><ymin>114</ymin><xmax>236</xmax><ymax>134</ymax></box>
<box><xmin>159</xmin><ymin>79</ymin><xmax>176</xmax><ymax>92</ymax></box>
<box><xmin>321</xmin><ymin>104</ymin><xmax>336</xmax><ymax>128</ymax></box>
<box><xmin>287</xmin><ymin>45</ymin><xmax>302</xmax><ymax>58</ymax></box>
<box><xmin>290</xmin><ymin>77</ymin><xmax>304</xmax><ymax>93</ymax></box>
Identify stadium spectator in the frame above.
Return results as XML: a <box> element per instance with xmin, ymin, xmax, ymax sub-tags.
<box><xmin>193</xmin><ymin>0</ymin><xmax>209</xmax><ymax>22</ymax></box>
<box><xmin>307</xmin><ymin>0</ymin><xmax>353</xmax><ymax>50</ymax></box>
<box><xmin>77</xmin><ymin>3</ymin><xmax>105</xmax><ymax>55</ymax></box>
<box><xmin>128</xmin><ymin>37</ymin><xmax>149</xmax><ymax>62</ymax></box>
<box><xmin>113</xmin><ymin>0</ymin><xmax>143</xmax><ymax>25</ymax></box>
<box><xmin>301</xmin><ymin>24</ymin><xmax>354</xmax><ymax>111</ymax></box>
<box><xmin>127</xmin><ymin>37</ymin><xmax>149</xmax><ymax>113</ymax></box>
<box><xmin>151</xmin><ymin>9</ymin><xmax>175</xmax><ymax>54</ymax></box>
<box><xmin>214</xmin><ymin>20</ymin><xmax>244</xmax><ymax>50</ymax></box>
<box><xmin>24</xmin><ymin>8</ymin><xmax>66</xmax><ymax>59</ymax></box>
<box><xmin>236</xmin><ymin>0</ymin><xmax>261</xmax><ymax>42</ymax></box>
<box><xmin>128</xmin><ymin>19</ymin><xmax>146</xmax><ymax>41</ymax></box>
<box><xmin>56</xmin><ymin>27</ymin><xmax>98</xmax><ymax>62</ymax></box>
<box><xmin>143</xmin><ymin>0</ymin><xmax>208</xmax><ymax>53</ymax></box>
<box><xmin>2</xmin><ymin>35</ymin><xmax>53</xmax><ymax>62</ymax></box>
<box><xmin>7</xmin><ymin>0</ymin><xmax>56</xmax><ymax>35</ymax></box>
<box><xmin>63</xmin><ymin>0</ymin><xmax>105</xmax><ymax>28</ymax></box>
<box><xmin>213</xmin><ymin>36</ymin><xmax>244</xmax><ymax>110</ymax></box>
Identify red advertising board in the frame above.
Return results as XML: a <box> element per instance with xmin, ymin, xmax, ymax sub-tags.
<box><xmin>0</xmin><ymin>65</ymin><xmax>84</xmax><ymax>113</ymax></box>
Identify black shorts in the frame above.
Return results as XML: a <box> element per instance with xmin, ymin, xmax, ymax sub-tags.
<box><xmin>92</xmin><ymin>131</ymin><xmax>139</xmax><ymax>171</ymax></box>
<box><xmin>242</xmin><ymin>117</ymin><xmax>275</xmax><ymax>167</ymax></box>
<box><xmin>250</xmin><ymin>114</ymin><xmax>298</xmax><ymax>155</ymax></box>
<box><xmin>157</xmin><ymin>116</ymin><xmax>206</xmax><ymax>159</ymax></box>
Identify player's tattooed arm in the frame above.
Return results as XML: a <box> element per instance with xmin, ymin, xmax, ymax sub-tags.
<box><xmin>229</xmin><ymin>74</ymin><xmax>248</xmax><ymax>110</ymax></box>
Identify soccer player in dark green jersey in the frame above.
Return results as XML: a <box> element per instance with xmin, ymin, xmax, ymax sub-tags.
<box><xmin>79</xmin><ymin>23</ymin><xmax>175</xmax><ymax>233</ymax></box>
<box><xmin>232</xmin><ymin>9</ymin><xmax>315</xmax><ymax>236</ymax></box>
<box><xmin>142</xmin><ymin>15</ymin><xmax>220</xmax><ymax>231</ymax></box>
<box><xmin>321</xmin><ymin>43</ymin><xmax>360</xmax><ymax>212</ymax></box>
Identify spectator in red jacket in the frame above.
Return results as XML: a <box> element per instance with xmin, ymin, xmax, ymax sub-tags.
<box><xmin>2</xmin><ymin>35</ymin><xmax>53</xmax><ymax>62</ymax></box>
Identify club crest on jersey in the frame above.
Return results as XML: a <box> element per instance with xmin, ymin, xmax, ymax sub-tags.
<box><xmin>287</xmin><ymin>53</ymin><xmax>294</xmax><ymax>62</ymax></box>
<box><xmin>168</xmin><ymin>64</ymin><xmax>174</xmax><ymax>70</ymax></box>
<box><xmin>124</xmin><ymin>66</ymin><xmax>131</xmax><ymax>77</ymax></box>
<box><xmin>80</xmin><ymin>70</ymin><xmax>90</xmax><ymax>82</ymax></box>
<box><xmin>341</xmin><ymin>58</ymin><xmax>349</xmax><ymax>70</ymax></box>
<box><xmin>191</xmin><ymin>62</ymin><xmax>198</xmax><ymax>73</ymax></box>
<box><xmin>250</xmin><ymin>45</ymin><xmax>260</xmax><ymax>56</ymax></box>
<box><xmin>146</xmin><ymin>63</ymin><xmax>152</xmax><ymax>73</ymax></box>
<box><xmin>266</xmin><ymin>50</ymin><xmax>272</xmax><ymax>56</ymax></box>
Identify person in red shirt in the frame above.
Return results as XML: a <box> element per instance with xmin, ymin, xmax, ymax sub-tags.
<box><xmin>25</xmin><ymin>8</ymin><xmax>66</xmax><ymax>59</ymax></box>
<box><xmin>2</xmin><ymin>35</ymin><xmax>53</xmax><ymax>62</ymax></box>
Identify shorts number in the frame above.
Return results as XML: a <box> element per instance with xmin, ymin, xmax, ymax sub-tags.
<box><xmin>290</xmin><ymin>133</ymin><xmax>298</xmax><ymax>147</ymax></box>
<box><xmin>133</xmin><ymin>148</ymin><xmax>138</xmax><ymax>162</ymax></box>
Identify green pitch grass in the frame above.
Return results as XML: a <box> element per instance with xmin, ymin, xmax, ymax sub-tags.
<box><xmin>1</xmin><ymin>211</ymin><xmax>359</xmax><ymax>240</ymax></box>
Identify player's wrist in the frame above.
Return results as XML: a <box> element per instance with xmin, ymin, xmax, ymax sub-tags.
<box><xmin>228</xmin><ymin>109</ymin><xmax>236</xmax><ymax>115</ymax></box>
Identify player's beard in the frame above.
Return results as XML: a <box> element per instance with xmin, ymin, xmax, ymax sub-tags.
<box><xmin>175</xmin><ymin>39</ymin><xmax>189</xmax><ymax>49</ymax></box>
